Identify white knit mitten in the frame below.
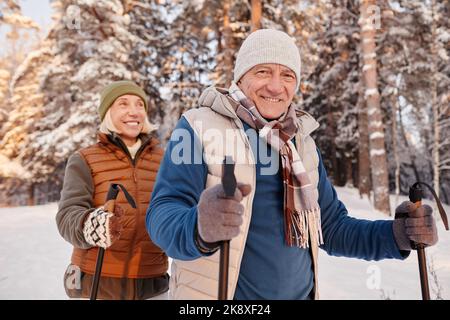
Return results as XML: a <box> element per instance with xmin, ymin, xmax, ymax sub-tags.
<box><xmin>83</xmin><ymin>207</ymin><xmax>122</xmax><ymax>249</ymax></box>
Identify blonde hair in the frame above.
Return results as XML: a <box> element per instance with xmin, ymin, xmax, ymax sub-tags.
<box><xmin>99</xmin><ymin>109</ymin><xmax>158</xmax><ymax>135</ymax></box>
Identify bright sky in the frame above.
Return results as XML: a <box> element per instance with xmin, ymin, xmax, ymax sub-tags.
<box><xmin>21</xmin><ymin>0</ymin><xmax>52</xmax><ymax>28</ymax></box>
<box><xmin>0</xmin><ymin>0</ymin><xmax>52</xmax><ymax>55</ymax></box>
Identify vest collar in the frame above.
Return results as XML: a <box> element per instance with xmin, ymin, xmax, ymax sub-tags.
<box><xmin>97</xmin><ymin>132</ymin><xmax>158</xmax><ymax>162</ymax></box>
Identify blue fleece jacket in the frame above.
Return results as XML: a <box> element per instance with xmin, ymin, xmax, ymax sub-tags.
<box><xmin>147</xmin><ymin>116</ymin><xmax>407</xmax><ymax>300</ymax></box>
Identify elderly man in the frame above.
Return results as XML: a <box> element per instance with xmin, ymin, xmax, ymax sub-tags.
<box><xmin>146</xmin><ymin>29</ymin><xmax>437</xmax><ymax>300</ymax></box>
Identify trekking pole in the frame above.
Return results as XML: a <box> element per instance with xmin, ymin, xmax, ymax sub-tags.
<box><xmin>219</xmin><ymin>156</ymin><xmax>237</xmax><ymax>300</ymax></box>
<box><xmin>90</xmin><ymin>183</ymin><xmax>137</xmax><ymax>300</ymax></box>
<box><xmin>408</xmin><ymin>182</ymin><xmax>449</xmax><ymax>300</ymax></box>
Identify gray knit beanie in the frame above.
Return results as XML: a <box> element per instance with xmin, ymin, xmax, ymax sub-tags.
<box><xmin>233</xmin><ymin>29</ymin><xmax>301</xmax><ymax>91</ymax></box>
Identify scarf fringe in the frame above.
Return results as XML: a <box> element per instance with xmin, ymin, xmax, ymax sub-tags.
<box><xmin>286</xmin><ymin>208</ymin><xmax>324</xmax><ymax>248</ymax></box>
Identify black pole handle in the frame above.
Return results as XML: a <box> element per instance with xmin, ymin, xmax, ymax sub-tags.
<box><xmin>222</xmin><ymin>156</ymin><xmax>237</xmax><ymax>197</ymax></box>
<box><xmin>107</xmin><ymin>183</ymin><xmax>137</xmax><ymax>208</ymax></box>
<box><xmin>90</xmin><ymin>183</ymin><xmax>136</xmax><ymax>300</ymax></box>
<box><xmin>218</xmin><ymin>156</ymin><xmax>236</xmax><ymax>300</ymax></box>
<box><xmin>409</xmin><ymin>182</ymin><xmax>449</xmax><ymax>230</ymax></box>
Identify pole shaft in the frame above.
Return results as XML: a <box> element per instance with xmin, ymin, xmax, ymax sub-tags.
<box><xmin>411</xmin><ymin>198</ymin><xmax>430</xmax><ymax>300</ymax></box>
<box><xmin>219</xmin><ymin>156</ymin><xmax>235</xmax><ymax>300</ymax></box>
<box><xmin>90</xmin><ymin>247</ymin><xmax>105</xmax><ymax>300</ymax></box>
<box><xmin>218</xmin><ymin>240</ymin><xmax>230</xmax><ymax>300</ymax></box>
<box><xmin>417</xmin><ymin>245</ymin><xmax>430</xmax><ymax>300</ymax></box>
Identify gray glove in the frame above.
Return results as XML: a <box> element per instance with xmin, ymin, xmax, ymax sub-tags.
<box><xmin>393</xmin><ymin>201</ymin><xmax>438</xmax><ymax>250</ymax></box>
<box><xmin>197</xmin><ymin>183</ymin><xmax>252</xmax><ymax>244</ymax></box>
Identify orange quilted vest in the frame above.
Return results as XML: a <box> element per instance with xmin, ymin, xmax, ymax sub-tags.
<box><xmin>71</xmin><ymin>133</ymin><xmax>168</xmax><ymax>278</ymax></box>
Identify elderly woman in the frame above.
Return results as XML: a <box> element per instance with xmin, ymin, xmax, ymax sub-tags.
<box><xmin>57</xmin><ymin>80</ymin><xmax>169</xmax><ymax>300</ymax></box>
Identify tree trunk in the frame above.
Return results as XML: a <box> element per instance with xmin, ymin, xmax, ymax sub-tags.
<box><xmin>27</xmin><ymin>183</ymin><xmax>34</xmax><ymax>206</ymax></box>
<box><xmin>222</xmin><ymin>0</ymin><xmax>233</xmax><ymax>87</ymax></box>
<box><xmin>391</xmin><ymin>92</ymin><xmax>400</xmax><ymax>206</ymax></box>
<box><xmin>345</xmin><ymin>152</ymin><xmax>354</xmax><ymax>187</ymax></box>
<box><xmin>431</xmin><ymin>0</ymin><xmax>440</xmax><ymax>199</ymax></box>
<box><xmin>360</xmin><ymin>0</ymin><xmax>391</xmax><ymax>215</ymax></box>
<box><xmin>251</xmin><ymin>0</ymin><xmax>262</xmax><ymax>32</ymax></box>
<box><xmin>357</xmin><ymin>80</ymin><xmax>371</xmax><ymax>199</ymax></box>
<box><xmin>327</xmin><ymin>105</ymin><xmax>339</xmax><ymax>185</ymax></box>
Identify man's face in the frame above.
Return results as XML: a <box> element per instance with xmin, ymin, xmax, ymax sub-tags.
<box><xmin>237</xmin><ymin>64</ymin><xmax>297</xmax><ymax>120</ymax></box>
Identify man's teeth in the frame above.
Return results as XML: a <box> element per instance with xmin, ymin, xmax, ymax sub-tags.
<box><xmin>263</xmin><ymin>97</ymin><xmax>281</xmax><ymax>102</ymax></box>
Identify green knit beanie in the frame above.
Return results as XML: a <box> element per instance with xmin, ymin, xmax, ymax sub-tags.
<box><xmin>98</xmin><ymin>80</ymin><xmax>148</xmax><ymax>121</ymax></box>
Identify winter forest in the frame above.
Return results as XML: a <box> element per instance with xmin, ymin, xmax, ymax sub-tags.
<box><xmin>0</xmin><ymin>0</ymin><xmax>449</xmax><ymax>214</ymax></box>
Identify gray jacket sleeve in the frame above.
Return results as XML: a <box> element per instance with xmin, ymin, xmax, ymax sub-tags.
<box><xmin>56</xmin><ymin>152</ymin><xmax>95</xmax><ymax>249</ymax></box>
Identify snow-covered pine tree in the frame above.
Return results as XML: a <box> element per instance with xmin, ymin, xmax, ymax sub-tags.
<box><xmin>210</xmin><ymin>0</ymin><xmax>249</xmax><ymax>88</ymax></box>
<box><xmin>0</xmin><ymin>0</ymin><xmax>41</xmax><ymax>131</ymax></box>
<box><xmin>1</xmin><ymin>0</ymin><xmax>445</xmax><ymax>207</ymax></box>
<box><xmin>0</xmin><ymin>0</ymin><xmax>47</xmax><ymax>205</ymax></box>
<box><xmin>214</xmin><ymin>0</ymin><xmax>240</xmax><ymax>88</ymax></box>
<box><xmin>378</xmin><ymin>1</ymin><xmax>422</xmax><ymax>195</ymax></box>
<box><xmin>379</xmin><ymin>0</ymin><xmax>450</xmax><ymax>203</ymax></box>
<box><xmin>0</xmin><ymin>0</ymin><xmax>40</xmax><ymax>73</ymax></box>
<box><xmin>0</xmin><ymin>0</ymin><xmax>143</xmax><ymax>205</ymax></box>
<box><xmin>128</xmin><ymin>0</ymin><xmax>218</xmax><ymax>142</ymax></box>
<box><xmin>214</xmin><ymin>0</ymin><xmax>327</xmax><ymax>93</ymax></box>
<box><xmin>430</xmin><ymin>0</ymin><xmax>449</xmax><ymax>201</ymax></box>
<box><xmin>262</xmin><ymin>0</ymin><xmax>327</xmax><ymax>78</ymax></box>
<box><xmin>302</xmin><ymin>0</ymin><xmax>360</xmax><ymax>187</ymax></box>
<box><xmin>0</xmin><ymin>0</ymin><xmax>39</xmax><ymax>29</ymax></box>
<box><xmin>0</xmin><ymin>63</ymin><xmax>10</xmax><ymax>130</ymax></box>
<box><xmin>127</xmin><ymin>0</ymin><xmax>174</xmax><ymax>141</ymax></box>
<box><xmin>0</xmin><ymin>44</ymin><xmax>53</xmax><ymax>205</ymax></box>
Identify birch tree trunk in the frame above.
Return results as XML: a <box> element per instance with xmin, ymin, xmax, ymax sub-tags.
<box><xmin>431</xmin><ymin>0</ymin><xmax>440</xmax><ymax>199</ymax></box>
<box><xmin>358</xmin><ymin>80</ymin><xmax>372</xmax><ymax>199</ymax></box>
<box><xmin>391</xmin><ymin>88</ymin><xmax>400</xmax><ymax>206</ymax></box>
<box><xmin>359</xmin><ymin>0</ymin><xmax>391</xmax><ymax>215</ymax></box>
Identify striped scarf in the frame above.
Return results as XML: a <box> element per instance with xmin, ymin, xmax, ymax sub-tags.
<box><xmin>229</xmin><ymin>82</ymin><xmax>323</xmax><ymax>248</ymax></box>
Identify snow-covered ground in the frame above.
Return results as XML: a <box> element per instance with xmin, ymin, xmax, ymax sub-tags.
<box><xmin>319</xmin><ymin>187</ymin><xmax>450</xmax><ymax>300</ymax></box>
<box><xmin>0</xmin><ymin>186</ymin><xmax>449</xmax><ymax>300</ymax></box>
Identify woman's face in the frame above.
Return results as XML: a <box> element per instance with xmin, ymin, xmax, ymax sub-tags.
<box><xmin>109</xmin><ymin>94</ymin><xmax>147</xmax><ymax>146</ymax></box>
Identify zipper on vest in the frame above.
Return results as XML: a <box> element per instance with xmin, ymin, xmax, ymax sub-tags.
<box><xmin>112</xmin><ymin>138</ymin><xmax>147</xmax><ymax>184</ymax></box>
<box><xmin>108</xmin><ymin>133</ymin><xmax>152</xmax><ymax>167</ymax></box>
<box><xmin>106</xmin><ymin>134</ymin><xmax>147</xmax><ymax>278</ymax></box>
<box><xmin>133</xmin><ymin>137</ymin><xmax>152</xmax><ymax>166</ymax></box>
<box><xmin>109</xmin><ymin>134</ymin><xmax>134</xmax><ymax>163</ymax></box>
